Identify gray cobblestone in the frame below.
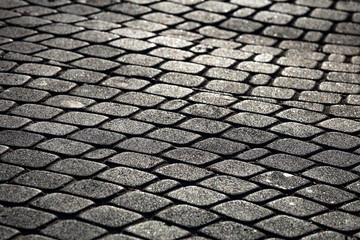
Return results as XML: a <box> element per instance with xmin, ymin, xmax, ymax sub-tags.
<box><xmin>156</xmin><ymin>204</ymin><xmax>218</xmax><ymax>228</ymax></box>
<box><xmin>98</xmin><ymin>167</ymin><xmax>157</xmax><ymax>187</ymax></box>
<box><xmin>126</xmin><ymin>220</ymin><xmax>189</xmax><ymax>240</ymax></box>
<box><xmin>255</xmin><ymin>215</ymin><xmax>318</xmax><ymax>238</ymax></box>
<box><xmin>14</xmin><ymin>170</ymin><xmax>73</xmax><ymax>190</ymax></box>
<box><xmin>259</xmin><ymin>154</ymin><xmax>314</xmax><ymax>172</ymax></box>
<box><xmin>213</xmin><ymin>200</ymin><xmax>273</xmax><ymax>222</ymax></box>
<box><xmin>79</xmin><ymin>205</ymin><xmax>142</xmax><ymax>228</ymax></box>
<box><xmin>201</xmin><ymin>221</ymin><xmax>264</xmax><ymax>240</ymax></box>
<box><xmin>0</xmin><ymin>207</ymin><xmax>56</xmax><ymax>230</ymax></box>
<box><xmin>251</xmin><ymin>171</ymin><xmax>310</xmax><ymax>191</ymax></box>
<box><xmin>296</xmin><ymin>184</ymin><xmax>356</xmax><ymax>206</ymax></box>
<box><xmin>0</xmin><ymin>0</ymin><xmax>359</xmax><ymax>237</ymax></box>
<box><xmin>48</xmin><ymin>158</ymin><xmax>106</xmax><ymax>177</ymax></box>
<box><xmin>61</xmin><ymin>180</ymin><xmax>123</xmax><ymax>200</ymax></box>
<box><xmin>31</xmin><ymin>193</ymin><xmax>94</xmax><ymax>214</ymax></box>
<box><xmin>155</xmin><ymin>163</ymin><xmax>213</xmax><ymax>182</ymax></box>
<box><xmin>112</xmin><ymin>190</ymin><xmax>172</xmax><ymax>213</ymax></box>
<box><xmin>266</xmin><ymin>196</ymin><xmax>327</xmax><ymax>217</ymax></box>
<box><xmin>41</xmin><ymin>220</ymin><xmax>107</xmax><ymax>240</ymax></box>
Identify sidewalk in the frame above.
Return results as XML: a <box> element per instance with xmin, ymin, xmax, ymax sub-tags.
<box><xmin>0</xmin><ymin>0</ymin><xmax>360</xmax><ymax>239</ymax></box>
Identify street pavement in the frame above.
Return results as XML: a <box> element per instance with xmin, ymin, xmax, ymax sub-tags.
<box><xmin>0</xmin><ymin>0</ymin><xmax>360</xmax><ymax>239</ymax></box>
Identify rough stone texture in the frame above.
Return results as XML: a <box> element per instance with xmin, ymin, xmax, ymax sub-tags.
<box><xmin>0</xmin><ymin>1</ymin><xmax>359</xmax><ymax>238</ymax></box>
<box><xmin>0</xmin><ymin>207</ymin><xmax>56</xmax><ymax>230</ymax></box>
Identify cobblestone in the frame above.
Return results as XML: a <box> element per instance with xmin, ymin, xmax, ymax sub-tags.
<box><xmin>156</xmin><ymin>204</ymin><xmax>218</xmax><ymax>228</ymax></box>
<box><xmin>61</xmin><ymin>180</ymin><xmax>123</xmax><ymax>200</ymax></box>
<box><xmin>79</xmin><ymin>205</ymin><xmax>142</xmax><ymax>228</ymax></box>
<box><xmin>1</xmin><ymin>0</ymin><xmax>360</xmax><ymax>238</ymax></box>
<box><xmin>126</xmin><ymin>220</ymin><xmax>189</xmax><ymax>240</ymax></box>
<box><xmin>0</xmin><ymin>207</ymin><xmax>56</xmax><ymax>230</ymax></box>
<box><xmin>201</xmin><ymin>221</ymin><xmax>264</xmax><ymax>240</ymax></box>
<box><xmin>255</xmin><ymin>215</ymin><xmax>318</xmax><ymax>238</ymax></box>
<box><xmin>41</xmin><ymin>220</ymin><xmax>107</xmax><ymax>240</ymax></box>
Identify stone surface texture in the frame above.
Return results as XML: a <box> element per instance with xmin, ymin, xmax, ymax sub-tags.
<box><xmin>0</xmin><ymin>0</ymin><xmax>359</xmax><ymax>239</ymax></box>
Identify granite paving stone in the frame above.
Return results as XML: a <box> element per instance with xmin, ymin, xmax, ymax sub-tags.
<box><xmin>36</xmin><ymin>138</ymin><xmax>94</xmax><ymax>156</ymax></box>
<box><xmin>266</xmin><ymin>138</ymin><xmax>321</xmax><ymax>156</ymax></box>
<box><xmin>204</xmin><ymin>67</ymin><xmax>249</xmax><ymax>81</ymax></box>
<box><xmin>61</xmin><ymin>179</ymin><xmax>123</xmax><ymax>200</ymax></box>
<box><xmin>205</xmin><ymin>80</ymin><xmax>250</xmax><ymax>95</ymax></box>
<box><xmin>188</xmin><ymin>92</ymin><xmax>237</xmax><ymax>107</ymax></box>
<box><xmin>309</xmin><ymin>150</ymin><xmax>360</xmax><ymax>168</ymax></box>
<box><xmin>31</xmin><ymin>193</ymin><xmax>94</xmax><ymax>214</ymax></box>
<box><xmin>1</xmin><ymin>149</ymin><xmax>59</xmax><ymax>168</ymax></box>
<box><xmin>55</xmin><ymin>112</ymin><xmax>108</xmax><ymax>127</ymax></box>
<box><xmin>223</xmin><ymin>127</ymin><xmax>278</xmax><ymax>145</ymax></box>
<box><xmin>24</xmin><ymin>122</ymin><xmax>78</xmax><ymax>136</ymax></box>
<box><xmin>266</xmin><ymin>196</ymin><xmax>327</xmax><ymax>217</ymax></box>
<box><xmin>83</xmin><ymin>148</ymin><xmax>116</xmax><ymax>160</ymax></box>
<box><xmin>41</xmin><ymin>220</ymin><xmax>107</xmax><ymax>240</ymax></box>
<box><xmin>0</xmin><ymin>130</ymin><xmax>45</xmax><ymax>148</ymax></box>
<box><xmin>301</xmin><ymin>231</ymin><xmax>348</xmax><ymax>240</ymax></box>
<box><xmin>97</xmin><ymin>167</ymin><xmax>157</xmax><ymax>187</ymax></box>
<box><xmin>213</xmin><ymin>200</ymin><xmax>273</xmax><ymax>222</ymax></box>
<box><xmin>258</xmin><ymin>154</ymin><xmax>314</xmax><ymax>172</ymax></box>
<box><xmin>47</xmin><ymin>158</ymin><xmax>106</xmax><ymax>177</ymax></box>
<box><xmin>111</xmin><ymin>190</ymin><xmax>172</xmax><ymax>213</ymax></box>
<box><xmin>192</xmin><ymin>138</ymin><xmax>247</xmax><ymax>156</ymax></box>
<box><xmin>0</xmin><ymin>207</ymin><xmax>56</xmax><ymax>230</ymax></box>
<box><xmin>0</xmin><ymin>87</ymin><xmax>50</xmax><ymax>102</ymax></box>
<box><xmin>296</xmin><ymin>184</ymin><xmax>356</xmax><ymax>206</ymax></box>
<box><xmin>0</xmin><ymin>163</ymin><xmax>24</xmax><ymax>182</ymax></box>
<box><xmin>226</xmin><ymin>112</ymin><xmax>278</xmax><ymax>128</ymax></box>
<box><xmin>312</xmin><ymin>132</ymin><xmax>360</xmax><ymax>150</ymax></box>
<box><xmin>147</xmin><ymin>128</ymin><xmax>201</xmax><ymax>145</ymax></box>
<box><xmin>210</xmin><ymin>160</ymin><xmax>265</xmax><ymax>178</ymax></box>
<box><xmin>10</xmin><ymin>104</ymin><xmax>63</xmax><ymax>120</ymax></box>
<box><xmin>156</xmin><ymin>204</ymin><xmax>219</xmax><ymax>228</ymax></box>
<box><xmin>243</xmin><ymin>189</ymin><xmax>284</xmax><ymax>204</ymax></box>
<box><xmin>198</xmin><ymin>175</ymin><xmax>259</xmax><ymax>196</ymax></box>
<box><xmin>44</xmin><ymin>95</ymin><xmax>96</xmax><ymax>110</ymax></box>
<box><xmin>231</xmin><ymin>100</ymin><xmax>282</xmax><ymax>114</ymax></box>
<box><xmin>144</xmin><ymin>179</ymin><xmax>180</xmax><ymax>194</ymax></box>
<box><xmin>255</xmin><ymin>215</ymin><xmax>318</xmax><ymax>238</ymax></box>
<box><xmin>126</xmin><ymin>220</ymin><xmax>189</xmax><ymax>240</ymax></box>
<box><xmin>270</xmin><ymin>122</ymin><xmax>323</xmax><ymax>139</ymax></box>
<box><xmin>0</xmin><ymin>184</ymin><xmax>41</xmax><ymax>204</ymax></box>
<box><xmin>167</xmin><ymin>186</ymin><xmax>227</xmax><ymax>207</ymax></box>
<box><xmin>115</xmin><ymin>137</ymin><xmax>171</xmax><ymax>154</ymax></box>
<box><xmin>98</xmin><ymin>234</ymin><xmax>141</xmax><ymax>240</ymax></box>
<box><xmin>107</xmin><ymin>152</ymin><xmax>164</xmax><ymax>170</ymax></box>
<box><xmin>69</xmin><ymin>128</ymin><xmax>125</xmax><ymax>146</ymax></box>
<box><xmin>0</xmin><ymin>114</ymin><xmax>31</xmax><ymax>129</ymax></box>
<box><xmin>0</xmin><ymin>225</ymin><xmax>19</xmax><ymax>240</ymax></box>
<box><xmin>154</xmin><ymin>163</ymin><xmax>213</xmax><ymax>182</ymax></box>
<box><xmin>302</xmin><ymin>166</ymin><xmax>358</xmax><ymax>186</ymax></box>
<box><xmin>1</xmin><ymin>0</ymin><xmax>360</xmax><ymax>237</ymax></box>
<box><xmin>114</xmin><ymin>92</ymin><xmax>165</xmax><ymax>107</ymax></box>
<box><xmin>27</xmin><ymin>78</ymin><xmax>77</xmax><ymax>93</ymax></box>
<box><xmin>251</xmin><ymin>171</ymin><xmax>310</xmax><ymax>191</ymax></box>
<box><xmin>87</xmin><ymin>102</ymin><xmax>139</xmax><ymax>117</ymax></box>
<box><xmin>134</xmin><ymin>109</ymin><xmax>185</xmax><ymax>125</ymax></box>
<box><xmin>311</xmin><ymin>211</ymin><xmax>360</xmax><ymax>232</ymax></box>
<box><xmin>181</xmin><ymin>104</ymin><xmax>233</xmax><ymax>119</ymax></box>
<box><xmin>79</xmin><ymin>205</ymin><xmax>142</xmax><ymax>228</ymax></box>
<box><xmin>200</xmin><ymin>221</ymin><xmax>265</xmax><ymax>240</ymax></box>
<box><xmin>70</xmin><ymin>84</ymin><xmax>120</xmax><ymax>100</ymax></box>
<box><xmin>101</xmin><ymin>76</ymin><xmax>150</xmax><ymax>91</ymax></box>
<box><xmin>14</xmin><ymin>170</ymin><xmax>73</xmax><ymax>190</ymax></box>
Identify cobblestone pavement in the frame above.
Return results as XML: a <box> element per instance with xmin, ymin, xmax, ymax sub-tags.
<box><xmin>0</xmin><ymin>0</ymin><xmax>360</xmax><ymax>239</ymax></box>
